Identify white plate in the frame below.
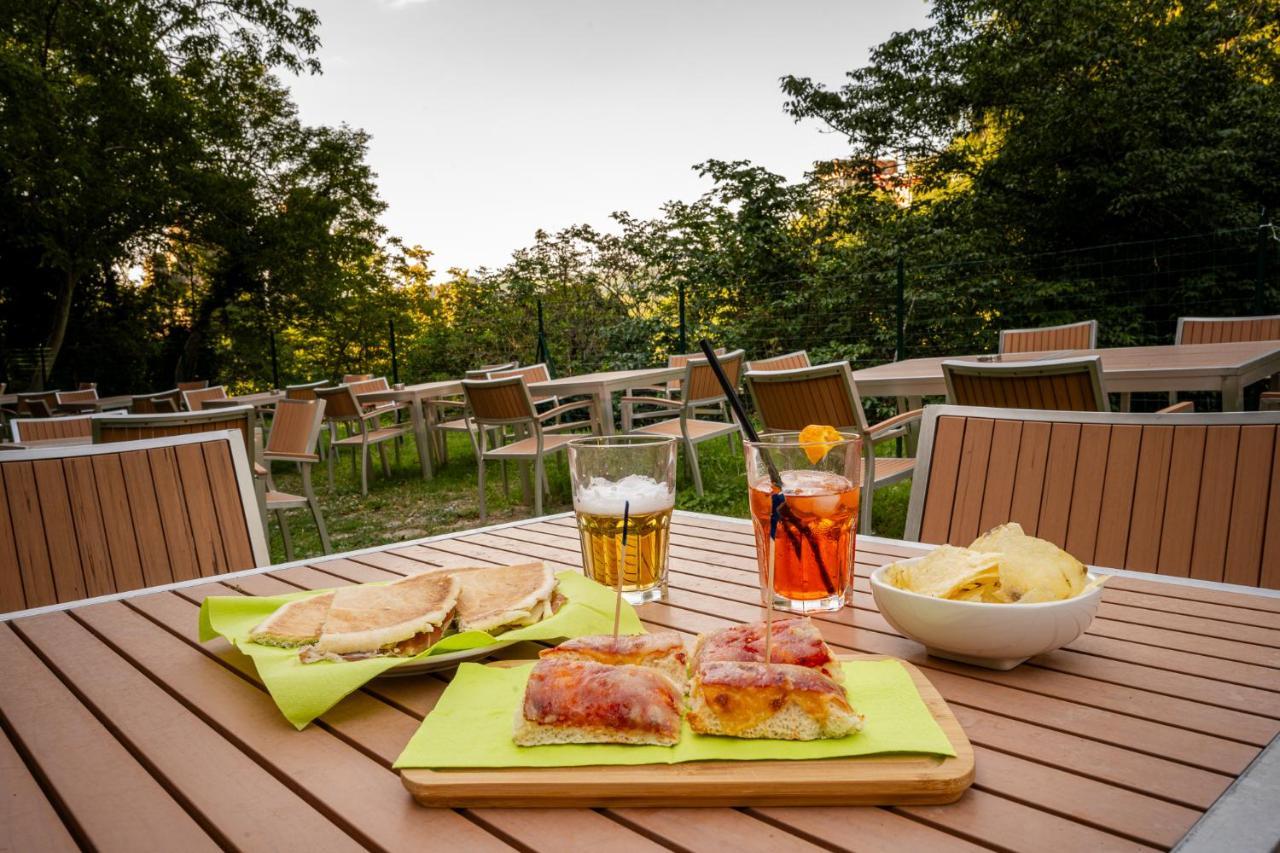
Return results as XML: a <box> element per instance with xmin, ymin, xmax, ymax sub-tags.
<box><xmin>377</xmin><ymin>641</ymin><xmax>518</xmax><ymax>677</ymax></box>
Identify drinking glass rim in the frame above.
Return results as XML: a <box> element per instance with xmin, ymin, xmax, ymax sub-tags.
<box><xmin>568</xmin><ymin>435</ymin><xmax>678</xmax><ymax>449</ymax></box>
<box><xmin>744</xmin><ymin>430</ymin><xmax>860</xmax><ymax>449</ymax></box>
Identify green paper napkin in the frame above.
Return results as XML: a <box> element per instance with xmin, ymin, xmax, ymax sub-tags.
<box><xmin>199</xmin><ymin>571</ymin><xmax>642</xmax><ymax>729</ymax></box>
<box><xmin>393</xmin><ymin>659</ymin><xmax>956</xmax><ymax>768</ymax></box>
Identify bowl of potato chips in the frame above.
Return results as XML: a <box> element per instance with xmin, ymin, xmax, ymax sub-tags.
<box><xmin>870</xmin><ymin>523</ymin><xmax>1106</xmax><ymax>670</ymax></box>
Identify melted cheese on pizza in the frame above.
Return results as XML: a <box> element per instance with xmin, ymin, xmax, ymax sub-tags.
<box><xmin>696</xmin><ymin>618</ymin><xmax>837</xmax><ymax>672</ymax></box>
<box><xmin>543</xmin><ymin>632</ymin><xmax>687</xmax><ymax>668</ymax></box>
<box><xmin>522</xmin><ymin>659</ymin><xmax>681</xmax><ymax>735</ymax></box>
<box><xmin>694</xmin><ymin>661</ymin><xmax>850</xmax><ymax>735</ymax></box>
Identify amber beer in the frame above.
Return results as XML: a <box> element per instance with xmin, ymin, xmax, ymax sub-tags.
<box><xmin>576</xmin><ymin>502</ymin><xmax>674</xmax><ymax>602</ymax></box>
<box><xmin>568</xmin><ymin>435</ymin><xmax>678</xmax><ymax>605</ymax></box>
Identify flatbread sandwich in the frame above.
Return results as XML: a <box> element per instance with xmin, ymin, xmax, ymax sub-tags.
<box><xmin>299</xmin><ymin>571</ymin><xmax>460</xmax><ymax>662</ymax></box>
<box><xmin>539</xmin><ymin>631</ymin><xmax>687</xmax><ymax>688</ymax></box>
<box><xmin>425</xmin><ymin>562</ymin><xmax>560</xmax><ymax>633</ymax></box>
<box><xmin>513</xmin><ymin>658</ymin><xmax>683</xmax><ymax>746</ymax></box>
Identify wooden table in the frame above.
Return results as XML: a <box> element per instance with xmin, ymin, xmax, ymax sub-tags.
<box><xmin>2</xmin><ymin>511</ymin><xmax>1276</xmax><ymax>852</ymax></box>
<box><xmin>851</xmin><ymin>341</ymin><xmax>1280</xmax><ymax>411</ymax></box>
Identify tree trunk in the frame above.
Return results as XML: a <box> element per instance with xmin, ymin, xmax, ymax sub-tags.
<box><xmin>32</xmin><ymin>268</ymin><xmax>77</xmax><ymax>390</ymax></box>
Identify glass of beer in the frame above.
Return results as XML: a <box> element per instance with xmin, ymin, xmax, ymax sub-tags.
<box><xmin>744</xmin><ymin>432</ymin><xmax>861</xmax><ymax>613</ymax></box>
<box><xmin>567</xmin><ymin>435</ymin><xmax>677</xmax><ymax>604</ymax></box>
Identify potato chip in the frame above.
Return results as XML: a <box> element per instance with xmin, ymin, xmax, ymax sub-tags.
<box><xmin>886</xmin><ymin>546</ymin><xmax>1001</xmax><ymax>598</ymax></box>
<box><xmin>798</xmin><ymin>424</ymin><xmax>843</xmax><ymax>464</ymax></box>
<box><xmin>968</xmin><ymin>522</ymin><xmax>1087</xmax><ymax>603</ymax></box>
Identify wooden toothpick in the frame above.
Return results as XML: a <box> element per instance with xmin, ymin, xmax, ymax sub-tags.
<box><xmin>613</xmin><ymin>500</ymin><xmax>629</xmax><ymax>642</ymax></box>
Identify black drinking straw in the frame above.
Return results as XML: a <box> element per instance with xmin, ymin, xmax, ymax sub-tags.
<box><xmin>612</xmin><ymin>499</ymin><xmax>629</xmax><ymax>640</ymax></box>
<box><xmin>697</xmin><ymin>340</ymin><xmax>836</xmax><ymax>594</ymax></box>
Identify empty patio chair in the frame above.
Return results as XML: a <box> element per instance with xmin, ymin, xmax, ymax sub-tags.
<box><xmin>341</xmin><ymin>373</ymin><xmax>374</xmax><ymax>384</ymax></box>
<box><xmin>904</xmin><ymin>405</ymin><xmax>1280</xmax><ymax>588</ymax></box>
<box><xmin>744</xmin><ymin>361</ymin><xmax>921</xmax><ymax>534</ymax></box>
<box><xmin>11</xmin><ymin>413</ymin><xmax>99</xmax><ymax>444</ymax></box>
<box><xmin>132</xmin><ymin>389</ymin><xmax>181</xmax><ymax>414</ymax></box>
<box><xmin>54</xmin><ymin>387</ymin><xmax>98</xmax><ymax>412</ymax></box>
<box><xmin>93</xmin><ymin>405</ymin><xmax>258</xmax><ymax>479</ymax></box>
<box><xmin>463</xmin><ymin>375</ymin><xmax>599</xmax><ymax>520</ymax></box>
<box><xmin>314</xmin><ymin>384</ymin><xmax>410</xmax><ymax>496</ymax></box>
<box><xmin>623</xmin><ymin>349</ymin><xmax>745</xmax><ymax>496</ymax></box>
<box><xmin>1173</xmin><ymin>314</ymin><xmax>1280</xmax><ymax>405</ymax></box>
<box><xmin>16</xmin><ymin>391</ymin><xmax>58</xmax><ymax>418</ymax></box>
<box><xmin>183</xmin><ymin>384</ymin><xmax>228</xmax><ymax>411</ymax></box>
<box><xmin>943</xmin><ymin>356</ymin><xmax>1108</xmax><ymax>411</ymax></box>
<box><xmin>177</xmin><ymin>379</ymin><xmax>209</xmax><ymax>392</ymax></box>
<box><xmin>998</xmin><ymin>319</ymin><xmax>1098</xmax><ymax>354</ymax></box>
<box><xmin>0</xmin><ymin>430</ymin><xmax>267</xmax><ymax>611</ymax></box>
<box><xmin>259</xmin><ymin>398</ymin><xmax>332</xmax><ymax>560</ymax></box>
<box><xmin>432</xmin><ymin>362</ymin><xmax>520</xmax><ymax>464</ymax></box>
<box><xmin>746</xmin><ymin>350</ymin><xmax>811</xmax><ymax>372</ymax></box>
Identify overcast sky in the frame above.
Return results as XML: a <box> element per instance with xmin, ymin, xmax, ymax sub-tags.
<box><xmin>286</xmin><ymin>0</ymin><xmax>931</xmax><ymax>273</ymax></box>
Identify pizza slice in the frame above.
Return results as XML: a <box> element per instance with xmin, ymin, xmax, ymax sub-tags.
<box><xmin>691</xmin><ymin>617</ymin><xmax>843</xmax><ymax>682</ymax></box>
<box><xmin>688</xmin><ymin>660</ymin><xmax>863</xmax><ymax>740</ymax></box>
<box><xmin>538</xmin><ymin>632</ymin><xmax>688</xmax><ymax>688</ymax></box>
<box><xmin>513</xmin><ymin>659</ymin><xmax>682</xmax><ymax>746</ymax></box>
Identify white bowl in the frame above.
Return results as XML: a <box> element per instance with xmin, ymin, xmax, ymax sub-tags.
<box><xmin>869</xmin><ymin>557</ymin><xmax>1104</xmax><ymax>670</ymax></box>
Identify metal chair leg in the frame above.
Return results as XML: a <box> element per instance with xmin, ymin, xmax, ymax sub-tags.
<box><xmin>478</xmin><ymin>454</ymin><xmax>488</xmax><ymax>521</ymax></box>
<box><xmin>684</xmin><ymin>438</ymin><xmax>704</xmax><ymax>496</ymax></box>
<box><xmin>274</xmin><ymin>508</ymin><xmax>294</xmax><ymax>562</ymax></box>
<box><xmin>533</xmin><ymin>457</ymin><xmax>544</xmax><ymax>516</ymax></box>
<box><xmin>378</xmin><ymin>441</ymin><xmax>391</xmax><ymax>477</ymax></box>
<box><xmin>360</xmin><ymin>443</ymin><xmax>370</xmax><ymax>496</ymax></box>
<box><xmin>301</xmin><ymin>465</ymin><xmax>331</xmax><ymax>554</ymax></box>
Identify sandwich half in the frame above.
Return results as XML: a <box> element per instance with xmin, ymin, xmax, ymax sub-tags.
<box><xmin>692</xmin><ymin>617</ymin><xmax>843</xmax><ymax>682</ymax></box>
<box><xmin>249</xmin><ymin>592</ymin><xmax>336</xmax><ymax>647</ymax></box>
<box><xmin>538</xmin><ymin>632</ymin><xmax>688</xmax><ymax>688</ymax></box>
<box><xmin>437</xmin><ymin>562</ymin><xmax>558</xmax><ymax>633</ymax></box>
<box><xmin>513</xmin><ymin>659</ymin><xmax>682</xmax><ymax>746</ymax></box>
<box><xmin>300</xmin><ymin>572</ymin><xmax>460</xmax><ymax>663</ymax></box>
<box><xmin>688</xmin><ymin>661</ymin><xmax>863</xmax><ymax>740</ymax></box>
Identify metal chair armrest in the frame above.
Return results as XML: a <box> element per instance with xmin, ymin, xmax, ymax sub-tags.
<box><xmin>866</xmin><ymin>408</ymin><xmax>924</xmax><ymax>438</ymax></box>
<box><xmin>538</xmin><ymin>400</ymin><xmax>595</xmax><ymax>423</ymax></box>
<box><xmin>1156</xmin><ymin>401</ymin><xmax>1195</xmax><ymax>414</ymax></box>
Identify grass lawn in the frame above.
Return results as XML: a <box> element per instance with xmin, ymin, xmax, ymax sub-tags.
<box><xmin>262</xmin><ymin>428</ymin><xmax>912</xmax><ymax>563</ymax></box>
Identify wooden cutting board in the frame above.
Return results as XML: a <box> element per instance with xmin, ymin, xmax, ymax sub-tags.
<box><xmin>400</xmin><ymin>655</ymin><xmax>974</xmax><ymax>808</ymax></box>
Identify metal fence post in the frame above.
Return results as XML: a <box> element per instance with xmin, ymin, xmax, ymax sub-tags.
<box><xmin>535</xmin><ymin>298</ymin><xmax>554</xmax><ymax>377</ymax></box>
<box><xmin>388</xmin><ymin>318</ymin><xmax>399</xmax><ymax>385</ymax></box>
<box><xmin>1256</xmin><ymin>207</ymin><xmax>1270</xmax><ymax>315</ymax></box>
<box><xmin>678</xmin><ymin>280</ymin><xmax>687</xmax><ymax>354</ymax></box>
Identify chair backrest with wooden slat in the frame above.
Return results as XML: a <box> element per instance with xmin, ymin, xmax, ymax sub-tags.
<box><xmin>342</xmin><ymin>373</ymin><xmax>374</xmax><ymax>385</ymax></box>
<box><xmin>182</xmin><ymin>384</ymin><xmax>227</xmax><ymax>411</ymax></box>
<box><xmin>12</xmin><ymin>414</ymin><xmax>96</xmax><ymax>443</ymax></box>
<box><xmin>462</xmin><ymin>376</ymin><xmax>537</xmax><ymax>424</ymax></box>
<box><xmin>683</xmin><ymin>349</ymin><xmax>746</xmax><ymax>406</ymax></box>
<box><xmin>489</xmin><ymin>363</ymin><xmax>553</xmax><ymax>402</ymax></box>
<box><xmin>176</xmin><ymin>380</ymin><xmax>209</xmax><ymax>392</ymax></box>
<box><xmin>92</xmin><ymin>406</ymin><xmax>256</xmax><ymax>472</ymax></box>
<box><xmin>1175</xmin><ymin>315</ymin><xmax>1280</xmax><ymax>345</ymax></box>
<box><xmin>132</xmin><ymin>389</ymin><xmax>181</xmax><ymax>414</ymax></box>
<box><xmin>905</xmin><ymin>405</ymin><xmax>1280</xmax><ymax>588</ymax></box>
<box><xmin>55</xmin><ymin>388</ymin><xmax>98</xmax><ymax>405</ymax></box>
<box><xmin>667</xmin><ymin>348</ymin><xmax>725</xmax><ymax>394</ymax></box>
<box><xmin>746</xmin><ymin>350</ymin><xmax>812</xmax><ymax>372</ymax></box>
<box><xmin>998</xmin><ymin>320</ymin><xmax>1098</xmax><ymax>354</ymax></box>
<box><xmin>744</xmin><ymin>361</ymin><xmax>869</xmax><ymax>433</ymax></box>
<box><xmin>285</xmin><ymin>380</ymin><xmax>328</xmax><ymax>401</ymax></box>
<box><xmin>942</xmin><ymin>356</ymin><xmax>1107</xmax><ymax>412</ymax></box>
<box><xmin>346</xmin><ymin>377</ymin><xmax>390</xmax><ymax>398</ymax></box>
<box><xmin>16</xmin><ymin>392</ymin><xmax>58</xmax><ymax>417</ymax></box>
<box><xmin>314</xmin><ymin>385</ymin><xmax>363</xmax><ymax>421</ymax></box>
<box><xmin>77</xmin><ymin>382</ymin><xmax>97</xmax><ymax>391</ymax></box>
<box><xmin>265</xmin><ymin>398</ymin><xmax>326</xmax><ymax>459</ymax></box>
<box><xmin>0</xmin><ymin>431</ymin><xmax>268</xmax><ymax>613</ymax></box>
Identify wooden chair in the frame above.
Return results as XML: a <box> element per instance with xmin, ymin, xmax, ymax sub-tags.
<box><xmin>314</xmin><ymin>384</ymin><xmax>410</xmax><ymax>496</ymax></box>
<box><xmin>12</xmin><ymin>413</ymin><xmax>101</xmax><ymax>444</ymax></box>
<box><xmin>746</xmin><ymin>350</ymin><xmax>811</xmax><ymax>372</ymax></box>
<box><xmin>943</xmin><ymin>356</ymin><xmax>1108</xmax><ymax>412</ymax></box>
<box><xmin>54</xmin><ymin>387</ymin><xmax>98</xmax><ymax>413</ymax></box>
<box><xmin>998</xmin><ymin>320</ymin><xmax>1098</xmax><ymax>354</ymax></box>
<box><xmin>432</xmin><ymin>363</ymin><xmax>520</xmax><ymax>464</ymax></box>
<box><xmin>77</xmin><ymin>382</ymin><xmax>97</xmax><ymax>391</ymax></box>
<box><xmin>623</xmin><ymin>349</ymin><xmax>745</xmax><ymax>496</ymax></box>
<box><xmin>92</xmin><ymin>406</ymin><xmax>258</xmax><ymax>485</ymax></box>
<box><xmin>259</xmin><ymin>399</ymin><xmax>331</xmax><ymax>560</ymax></box>
<box><xmin>16</xmin><ymin>392</ymin><xmax>58</xmax><ymax>418</ymax></box>
<box><xmin>904</xmin><ymin>405</ymin><xmax>1280</xmax><ymax>588</ymax></box>
<box><xmin>183</xmin><ymin>384</ymin><xmax>228</xmax><ymax>411</ymax></box>
<box><xmin>286</xmin><ymin>380</ymin><xmax>328</xmax><ymax>401</ymax></box>
<box><xmin>1174</xmin><ymin>315</ymin><xmax>1280</xmax><ymax>405</ymax></box>
<box><xmin>177</xmin><ymin>380</ymin><xmax>209</xmax><ymax>392</ymax></box>
<box><xmin>341</xmin><ymin>373</ymin><xmax>374</xmax><ymax>384</ymax></box>
<box><xmin>744</xmin><ymin>361</ymin><xmax>922</xmax><ymax>534</ymax></box>
<box><xmin>462</xmin><ymin>376</ymin><xmax>598</xmax><ymax>520</ymax></box>
<box><xmin>0</xmin><ymin>430</ymin><xmax>268</xmax><ymax>612</ymax></box>
<box><xmin>132</xmin><ymin>389</ymin><xmax>181</xmax><ymax>414</ymax></box>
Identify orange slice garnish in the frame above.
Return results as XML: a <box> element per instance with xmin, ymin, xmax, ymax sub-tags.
<box><xmin>798</xmin><ymin>424</ymin><xmax>842</xmax><ymax>464</ymax></box>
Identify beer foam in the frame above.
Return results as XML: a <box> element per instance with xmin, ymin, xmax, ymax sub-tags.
<box><xmin>574</xmin><ymin>474</ymin><xmax>675</xmax><ymax>516</ymax></box>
